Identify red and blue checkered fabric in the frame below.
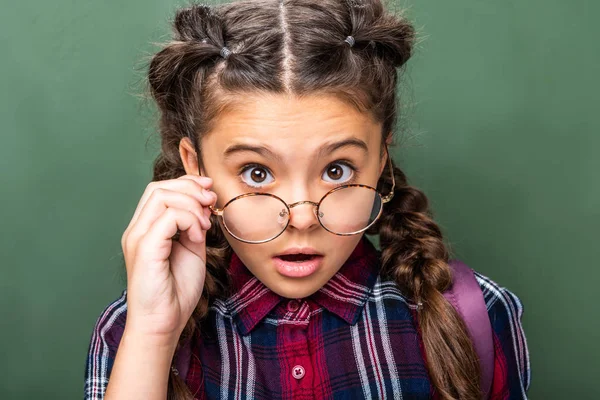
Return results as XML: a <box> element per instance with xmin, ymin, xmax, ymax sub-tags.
<box><xmin>85</xmin><ymin>237</ymin><xmax>530</xmax><ymax>399</ymax></box>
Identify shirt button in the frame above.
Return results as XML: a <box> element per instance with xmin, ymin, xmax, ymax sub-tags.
<box><xmin>292</xmin><ymin>365</ymin><xmax>305</xmax><ymax>379</ymax></box>
<box><xmin>287</xmin><ymin>299</ymin><xmax>300</xmax><ymax>312</ymax></box>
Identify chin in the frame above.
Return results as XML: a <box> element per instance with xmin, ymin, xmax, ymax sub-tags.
<box><xmin>270</xmin><ymin>281</ymin><xmax>322</xmax><ymax>299</ymax></box>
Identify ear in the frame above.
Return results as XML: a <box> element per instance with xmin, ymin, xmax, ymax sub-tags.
<box><xmin>179</xmin><ymin>137</ymin><xmax>205</xmax><ymax>176</ymax></box>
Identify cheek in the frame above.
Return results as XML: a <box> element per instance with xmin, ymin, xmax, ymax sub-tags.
<box><xmin>225</xmin><ymin>235</ymin><xmax>269</xmax><ymax>267</ymax></box>
<box><xmin>325</xmin><ymin>235</ymin><xmax>363</xmax><ymax>262</ymax></box>
<box><xmin>202</xmin><ymin>167</ymin><xmax>241</xmax><ymax>208</ymax></box>
<box><xmin>227</xmin><ymin>239</ymin><xmax>250</xmax><ymax>259</ymax></box>
<box><xmin>369</xmin><ymin>158</ymin><xmax>386</xmax><ymax>187</ymax></box>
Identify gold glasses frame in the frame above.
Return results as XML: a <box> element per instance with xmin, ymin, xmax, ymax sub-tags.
<box><xmin>203</xmin><ymin>146</ymin><xmax>395</xmax><ymax>244</ymax></box>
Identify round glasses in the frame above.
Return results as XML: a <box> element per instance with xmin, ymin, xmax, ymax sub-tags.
<box><xmin>207</xmin><ymin>150</ymin><xmax>395</xmax><ymax>244</ymax></box>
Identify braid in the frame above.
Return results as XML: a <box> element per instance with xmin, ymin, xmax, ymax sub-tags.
<box><xmin>373</xmin><ymin>159</ymin><xmax>482</xmax><ymax>400</ymax></box>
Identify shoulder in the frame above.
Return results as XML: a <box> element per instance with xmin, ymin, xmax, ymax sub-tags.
<box><xmin>84</xmin><ymin>290</ymin><xmax>128</xmax><ymax>399</ymax></box>
<box><xmin>90</xmin><ymin>289</ymin><xmax>129</xmax><ymax>347</ymax></box>
<box><xmin>472</xmin><ymin>270</ymin><xmax>526</xmax><ymax>321</ymax></box>
<box><xmin>472</xmin><ymin>269</ymin><xmax>532</xmax><ymax>394</ymax></box>
<box><xmin>471</xmin><ymin>268</ymin><xmax>528</xmax><ymax>346</ymax></box>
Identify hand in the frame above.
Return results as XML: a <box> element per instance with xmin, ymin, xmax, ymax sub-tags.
<box><xmin>120</xmin><ymin>174</ymin><xmax>217</xmax><ymax>342</ymax></box>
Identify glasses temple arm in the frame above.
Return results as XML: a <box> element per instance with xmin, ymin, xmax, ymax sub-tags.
<box><xmin>380</xmin><ymin>147</ymin><xmax>395</xmax><ymax>203</ymax></box>
<box><xmin>194</xmin><ymin>148</ymin><xmax>222</xmax><ymax>215</ymax></box>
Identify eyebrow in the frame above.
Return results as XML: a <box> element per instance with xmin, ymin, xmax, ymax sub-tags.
<box><xmin>223</xmin><ymin>137</ymin><xmax>369</xmax><ymax>162</ymax></box>
<box><xmin>223</xmin><ymin>143</ymin><xmax>284</xmax><ymax>163</ymax></box>
<box><xmin>320</xmin><ymin>138</ymin><xmax>369</xmax><ymax>157</ymax></box>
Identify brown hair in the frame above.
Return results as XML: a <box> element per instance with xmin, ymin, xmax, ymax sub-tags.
<box><xmin>146</xmin><ymin>1</ymin><xmax>481</xmax><ymax>399</ymax></box>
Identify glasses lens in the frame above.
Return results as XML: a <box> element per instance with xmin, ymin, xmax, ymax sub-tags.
<box><xmin>318</xmin><ymin>186</ymin><xmax>382</xmax><ymax>234</ymax></box>
<box><xmin>221</xmin><ymin>194</ymin><xmax>289</xmax><ymax>243</ymax></box>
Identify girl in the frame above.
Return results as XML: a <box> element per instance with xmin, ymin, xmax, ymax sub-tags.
<box><xmin>84</xmin><ymin>1</ymin><xmax>530</xmax><ymax>399</ymax></box>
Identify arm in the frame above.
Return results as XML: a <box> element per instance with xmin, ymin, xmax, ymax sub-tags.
<box><xmin>104</xmin><ymin>328</ymin><xmax>178</xmax><ymax>400</ymax></box>
<box><xmin>86</xmin><ymin>174</ymin><xmax>213</xmax><ymax>398</ymax></box>
<box><xmin>84</xmin><ymin>290</ymin><xmax>179</xmax><ymax>400</ymax></box>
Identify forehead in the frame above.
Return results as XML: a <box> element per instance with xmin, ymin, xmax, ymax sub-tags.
<box><xmin>202</xmin><ymin>92</ymin><xmax>382</xmax><ymax>153</ymax></box>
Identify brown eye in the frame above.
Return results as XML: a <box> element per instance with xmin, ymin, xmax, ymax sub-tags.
<box><xmin>251</xmin><ymin>168</ymin><xmax>267</xmax><ymax>183</ymax></box>
<box><xmin>240</xmin><ymin>164</ymin><xmax>274</xmax><ymax>188</ymax></box>
<box><xmin>322</xmin><ymin>162</ymin><xmax>354</xmax><ymax>183</ymax></box>
<box><xmin>327</xmin><ymin>165</ymin><xmax>343</xmax><ymax>180</ymax></box>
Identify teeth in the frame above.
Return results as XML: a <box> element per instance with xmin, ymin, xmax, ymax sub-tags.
<box><xmin>287</xmin><ymin>265</ymin><xmax>312</xmax><ymax>271</ymax></box>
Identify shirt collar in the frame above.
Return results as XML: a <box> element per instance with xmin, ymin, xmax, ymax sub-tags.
<box><xmin>225</xmin><ymin>236</ymin><xmax>381</xmax><ymax>335</ymax></box>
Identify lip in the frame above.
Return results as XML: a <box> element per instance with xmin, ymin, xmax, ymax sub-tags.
<box><xmin>275</xmin><ymin>247</ymin><xmax>323</xmax><ymax>257</ymax></box>
<box><xmin>272</xmin><ymin>254</ymin><xmax>324</xmax><ymax>278</ymax></box>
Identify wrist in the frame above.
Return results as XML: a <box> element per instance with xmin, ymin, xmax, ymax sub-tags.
<box><xmin>105</xmin><ymin>326</ymin><xmax>180</xmax><ymax>399</ymax></box>
<box><xmin>122</xmin><ymin>326</ymin><xmax>181</xmax><ymax>353</ymax></box>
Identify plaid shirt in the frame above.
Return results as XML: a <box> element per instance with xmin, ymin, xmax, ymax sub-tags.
<box><xmin>85</xmin><ymin>237</ymin><xmax>531</xmax><ymax>399</ymax></box>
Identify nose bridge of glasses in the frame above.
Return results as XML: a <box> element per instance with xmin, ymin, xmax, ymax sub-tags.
<box><xmin>287</xmin><ymin>200</ymin><xmax>320</xmax><ymax>218</ymax></box>
<box><xmin>288</xmin><ymin>200</ymin><xmax>319</xmax><ymax>215</ymax></box>
<box><xmin>288</xmin><ymin>200</ymin><xmax>318</xmax><ymax>209</ymax></box>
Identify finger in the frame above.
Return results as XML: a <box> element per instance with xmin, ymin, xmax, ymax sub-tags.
<box><xmin>169</xmin><ymin>230</ymin><xmax>208</xmax><ymax>298</ymax></box>
<box><xmin>139</xmin><ymin>207</ymin><xmax>206</xmax><ymax>264</ymax></box>
<box><xmin>127</xmin><ymin>175</ymin><xmax>214</xmax><ymax>231</ymax></box>
<box><xmin>128</xmin><ymin>189</ymin><xmax>213</xmax><ymax>245</ymax></box>
<box><xmin>131</xmin><ymin>175</ymin><xmax>214</xmax><ymax>226</ymax></box>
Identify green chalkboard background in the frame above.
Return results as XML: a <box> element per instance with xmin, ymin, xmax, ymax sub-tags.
<box><xmin>1</xmin><ymin>0</ymin><xmax>598</xmax><ymax>398</ymax></box>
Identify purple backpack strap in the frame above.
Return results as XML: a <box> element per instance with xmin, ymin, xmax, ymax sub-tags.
<box><xmin>443</xmin><ymin>259</ymin><xmax>494</xmax><ymax>399</ymax></box>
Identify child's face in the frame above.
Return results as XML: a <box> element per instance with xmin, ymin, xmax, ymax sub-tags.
<box><xmin>181</xmin><ymin>93</ymin><xmax>388</xmax><ymax>299</ymax></box>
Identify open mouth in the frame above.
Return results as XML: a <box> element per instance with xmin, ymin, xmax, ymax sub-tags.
<box><xmin>273</xmin><ymin>251</ymin><xmax>324</xmax><ymax>278</ymax></box>
<box><xmin>277</xmin><ymin>254</ymin><xmax>320</xmax><ymax>262</ymax></box>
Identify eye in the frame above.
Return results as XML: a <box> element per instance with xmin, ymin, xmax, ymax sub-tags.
<box><xmin>322</xmin><ymin>162</ymin><xmax>355</xmax><ymax>184</ymax></box>
<box><xmin>240</xmin><ymin>164</ymin><xmax>274</xmax><ymax>188</ymax></box>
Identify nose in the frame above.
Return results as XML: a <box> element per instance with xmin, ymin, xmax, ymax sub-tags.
<box><xmin>287</xmin><ymin>200</ymin><xmax>320</xmax><ymax>232</ymax></box>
